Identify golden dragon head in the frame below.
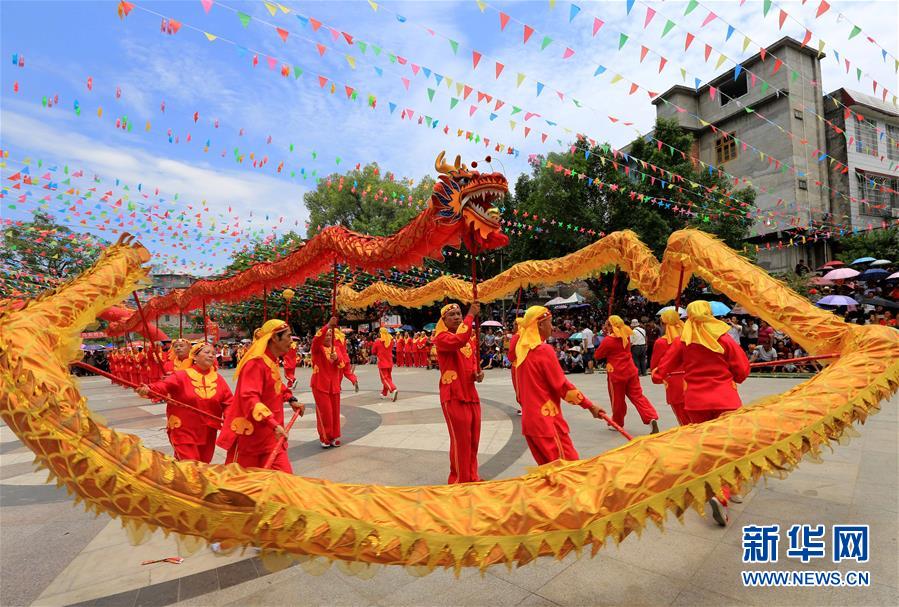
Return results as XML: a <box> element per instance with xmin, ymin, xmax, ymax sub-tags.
<box><xmin>431</xmin><ymin>151</ymin><xmax>509</xmax><ymax>251</ymax></box>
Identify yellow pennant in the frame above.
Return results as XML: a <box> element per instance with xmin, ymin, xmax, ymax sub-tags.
<box><xmin>715</xmin><ymin>54</ymin><xmax>727</xmax><ymax>69</ymax></box>
<box><xmin>263</xmin><ymin>1</ymin><xmax>277</xmax><ymax>16</ymax></box>
<box><xmin>346</xmin><ymin>55</ymin><xmax>356</xmax><ymax>69</ymax></box>
<box><xmin>516</xmin><ymin>73</ymin><xmax>526</xmax><ymax>87</ymax></box>
<box><xmin>204</xmin><ymin>32</ymin><xmax>216</xmax><ymax>41</ymax></box>
<box><xmin>367</xmin><ymin>0</ymin><xmax>378</xmax><ymax>10</ymax></box>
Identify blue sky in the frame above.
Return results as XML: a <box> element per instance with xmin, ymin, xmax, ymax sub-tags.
<box><xmin>2</xmin><ymin>0</ymin><xmax>897</xmax><ymax>274</ymax></box>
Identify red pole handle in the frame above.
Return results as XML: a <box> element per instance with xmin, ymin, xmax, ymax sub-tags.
<box><xmin>263</xmin><ymin>408</ymin><xmax>302</xmax><ymax>469</ymax></box>
<box><xmin>598</xmin><ymin>411</ymin><xmax>633</xmax><ymax>440</ymax></box>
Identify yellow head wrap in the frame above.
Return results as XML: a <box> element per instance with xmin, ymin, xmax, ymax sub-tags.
<box><xmin>682</xmin><ymin>300</ymin><xmax>730</xmax><ymax>354</ymax></box>
<box><xmin>235</xmin><ymin>319</ymin><xmax>289</xmax><ymax>379</ymax></box>
<box><xmin>514</xmin><ymin>306</ymin><xmax>551</xmax><ymax>367</ymax></box>
<box><xmin>607</xmin><ymin>315</ymin><xmax>633</xmax><ymax>347</ymax></box>
<box><xmin>316</xmin><ymin>325</ymin><xmax>345</xmax><ymax>343</ymax></box>
<box><xmin>514</xmin><ymin>317</ymin><xmax>524</xmax><ymax>335</ymax></box>
<box><xmin>378</xmin><ymin>327</ymin><xmax>393</xmax><ymax>347</ymax></box>
<box><xmin>434</xmin><ymin>303</ymin><xmax>461</xmax><ymax>337</ymax></box>
<box><xmin>660</xmin><ymin>308</ymin><xmax>685</xmax><ymax>344</ymax></box>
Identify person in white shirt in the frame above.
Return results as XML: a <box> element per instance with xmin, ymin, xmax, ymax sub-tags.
<box><xmin>727</xmin><ymin>316</ymin><xmax>743</xmax><ymax>345</ymax></box>
<box><xmin>629</xmin><ymin>319</ymin><xmax>648</xmax><ymax>375</ymax></box>
<box><xmin>581</xmin><ymin>326</ymin><xmax>595</xmax><ymax>373</ymax></box>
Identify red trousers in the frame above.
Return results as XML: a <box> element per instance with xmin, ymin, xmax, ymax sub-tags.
<box><xmin>404</xmin><ymin>352</ymin><xmax>414</xmax><ymax>367</ymax></box>
<box><xmin>234</xmin><ymin>446</ymin><xmax>293</xmax><ymax>473</ymax></box>
<box><xmin>440</xmin><ymin>400</ymin><xmax>481</xmax><ymax>484</ymax></box>
<box><xmin>378</xmin><ymin>368</ymin><xmax>396</xmax><ymax>395</ymax></box>
<box><xmin>416</xmin><ymin>352</ymin><xmax>427</xmax><ymax>367</ymax></box>
<box><xmin>607</xmin><ymin>374</ymin><xmax>659</xmax><ymax>426</ymax></box>
<box><xmin>312</xmin><ymin>388</ymin><xmax>341</xmax><ymax>444</ymax></box>
<box><xmin>525</xmin><ymin>432</ymin><xmax>578</xmax><ymax>465</ymax></box>
<box><xmin>170</xmin><ymin>427</ymin><xmax>217</xmax><ymax>463</ymax></box>
<box><xmin>687</xmin><ymin>408</ymin><xmax>732</xmax><ymax>504</ymax></box>
<box><xmin>670</xmin><ymin>401</ymin><xmax>690</xmax><ymax>426</ymax></box>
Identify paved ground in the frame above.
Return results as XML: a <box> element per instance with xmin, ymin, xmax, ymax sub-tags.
<box><xmin>1</xmin><ymin>365</ymin><xmax>896</xmax><ymax>607</ymax></box>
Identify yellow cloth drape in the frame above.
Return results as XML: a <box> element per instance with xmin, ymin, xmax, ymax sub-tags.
<box><xmin>514</xmin><ymin>306</ymin><xmax>550</xmax><ymax>367</ymax></box>
<box><xmin>235</xmin><ymin>319</ymin><xmax>288</xmax><ymax>379</ymax></box>
<box><xmin>682</xmin><ymin>300</ymin><xmax>730</xmax><ymax>354</ymax></box>
<box><xmin>660</xmin><ymin>308</ymin><xmax>684</xmax><ymax>344</ymax></box>
<box><xmin>607</xmin><ymin>315</ymin><xmax>633</xmax><ymax>348</ymax></box>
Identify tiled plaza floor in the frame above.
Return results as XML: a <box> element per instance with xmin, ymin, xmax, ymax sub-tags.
<box><xmin>1</xmin><ymin>365</ymin><xmax>896</xmax><ymax>607</ymax></box>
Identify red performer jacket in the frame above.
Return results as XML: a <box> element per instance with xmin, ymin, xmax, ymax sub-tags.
<box><xmin>516</xmin><ymin>343</ymin><xmax>594</xmax><ymax>438</ymax></box>
<box><xmin>336</xmin><ymin>339</ymin><xmax>358</xmax><ymax>384</ymax></box>
<box><xmin>217</xmin><ymin>349</ymin><xmax>294</xmax><ymax>455</ymax></box>
<box><xmin>654</xmin><ymin>335</ymin><xmax>749</xmax><ymax>412</ymax></box>
<box><xmin>371</xmin><ymin>339</ymin><xmax>394</xmax><ymax>369</ymax></box>
<box><xmin>405</xmin><ymin>337</ymin><xmax>414</xmax><ymax>354</ymax></box>
<box><xmin>283</xmin><ymin>343</ymin><xmax>298</xmax><ymax>376</ymax></box>
<box><xmin>148</xmin><ymin>366</ymin><xmax>232</xmax><ymax>442</ymax></box>
<box><xmin>434</xmin><ymin>316</ymin><xmax>479</xmax><ymax>405</ymax></box>
<box><xmin>508</xmin><ymin>333</ymin><xmax>520</xmax><ymax>402</ymax></box>
<box><xmin>310</xmin><ymin>327</ymin><xmax>343</xmax><ymax>394</ymax></box>
<box><xmin>395</xmin><ymin>337</ymin><xmax>405</xmax><ymax>360</ymax></box>
<box><xmin>594</xmin><ymin>335</ymin><xmax>639</xmax><ymax>381</ymax></box>
<box><xmin>650</xmin><ymin>338</ymin><xmax>685</xmax><ymax>405</ymax></box>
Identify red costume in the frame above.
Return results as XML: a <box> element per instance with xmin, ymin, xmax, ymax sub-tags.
<box><xmin>146</xmin><ymin>366</ymin><xmax>232</xmax><ymax>462</ymax></box>
<box><xmin>594</xmin><ymin>318</ymin><xmax>659</xmax><ymax>428</ymax></box>
<box><xmin>371</xmin><ymin>330</ymin><xmax>397</xmax><ymax>396</ymax></box>
<box><xmin>434</xmin><ymin>311</ymin><xmax>481</xmax><ymax>484</ymax></box>
<box><xmin>218</xmin><ymin>321</ymin><xmax>296</xmax><ymax>472</ymax></box>
<box><xmin>416</xmin><ymin>335</ymin><xmax>429</xmax><ymax>367</ymax></box>
<box><xmin>650</xmin><ymin>315</ymin><xmax>688</xmax><ymax>425</ymax></box>
<box><xmin>404</xmin><ymin>336</ymin><xmax>415</xmax><ymax>367</ymax></box>
<box><xmin>283</xmin><ymin>342</ymin><xmax>298</xmax><ymax>389</ymax></box>
<box><xmin>310</xmin><ymin>326</ymin><xmax>349</xmax><ymax>445</ymax></box>
<box><xmin>508</xmin><ymin>333</ymin><xmax>521</xmax><ymax>402</ymax></box>
<box><xmin>395</xmin><ymin>336</ymin><xmax>405</xmax><ymax>367</ymax></box>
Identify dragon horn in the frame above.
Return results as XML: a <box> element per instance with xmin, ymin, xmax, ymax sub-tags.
<box><xmin>435</xmin><ymin>151</ymin><xmax>454</xmax><ymax>175</ymax></box>
<box><xmin>454</xmin><ymin>154</ymin><xmax>461</xmax><ymax>169</ymax></box>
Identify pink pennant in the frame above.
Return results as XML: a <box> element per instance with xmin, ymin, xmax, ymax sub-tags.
<box><xmin>472</xmin><ymin>50</ymin><xmax>482</xmax><ymax>69</ymax></box>
<box><xmin>494</xmin><ymin>99</ymin><xmax>505</xmax><ymax>111</ymax></box>
<box><xmin>200</xmin><ymin>0</ymin><xmax>213</xmax><ymax>13</ymax></box>
<box><xmin>267</xmin><ymin>56</ymin><xmax>277</xmax><ymax>69</ymax></box>
<box><xmin>411</xmin><ymin>64</ymin><xmax>420</xmax><ymax>75</ymax></box>
<box><xmin>644</xmin><ymin>7</ymin><xmax>656</xmax><ymax>28</ymax></box>
<box><xmin>701</xmin><ymin>11</ymin><xmax>717</xmax><ymax>27</ymax></box>
<box><xmin>469</xmin><ymin>105</ymin><xmax>477</xmax><ymax>116</ymax></box>
<box><xmin>593</xmin><ymin>18</ymin><xmax>604</xmax><ymax>36</ymax></box>
<box><xmin>329</xmin><ymin>27</ymin><xmax>340</xmax><ymax>41</ymax></box>
<box><xmin>499</xmin><ymin>12</ymin><xmax>510</xmax><ymax>31</ymax></box>
<box><xmin>401</xmin><ymin>77</ymin><xmax>410</xmax><ymax>90</ymax></box>
<box><xmin>562</xmin><ymin>47</ymin><xmax>574</xmax><ymax>59</ymax></box>
<box><xmin>523</xmin><ymin>25</ymin><xmax>534</xmax><ymax>44</ymax></box>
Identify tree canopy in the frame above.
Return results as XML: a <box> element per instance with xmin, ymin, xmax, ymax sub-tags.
<box><xmin>834</xmin><ymin>227</ymin><xmax>899</xmax><ymax>264</ymax></box>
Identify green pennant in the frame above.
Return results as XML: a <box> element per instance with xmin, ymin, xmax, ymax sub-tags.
<box><xmin>761</xmin><ymin>81</ymin><xmax>769</xmax><ymax>93</ymax></box>
<box><xmin>791</xmin><ymin>70</ymin><xmax>799</xmax><ymax>82</ymax></box>
<box><xmin>449</xmin><ymin>39</ymin><xmax>459</xmax><ymax>54</ymax></box>
<box><xmin>389</xmin><ymin>53</ymin><xmax>397</xmax><ymax>64</ymax></box>
<box><xmin>618</xmin><ymin>33</ymin><xmax>628</xmax><ymax>49</ymax></box>
<box><xmin>685</xmin><ymin>0</ymin><xmax>698</xmax><ymax>15</ymax></box>
<box><xmin>540</xmin><ymin>35</ymin><xmax>552</xmax><ymax>50</ymax></box>
<box><xmin>848</xmin><ymin>25</ymin><xmax>861</xmax><ymax>39</ymax></box>
<box><xmin>511</xmin><ymin>106</ymin><xmax>522</xmax><ymax>114</ymax></box>
<box><xmin>662</xmin><ymin>19</ymin><xmax>675</xmax><ymax>37</ymax></box>
<box><xmin>856</xmin><ymin>67</ymin><xmax>862</xmax><ymax>81</ymax></box>
<box><xmin>372</xmin><ymin>45</ymin><xmax>382</xmax><ymax>56</ymax></box>
<box><xmin>237</xmin><ymin>11</ymin><xmax>251</xmax><ymax>27</ymax></box>
<box><xmin>762</xmin><ymin>0</ymin><xmax>772</xmax><ymax>17</ymax></box>
<box><xmin>450</xmin><ymin>97</ymin><xmax>459</xmax><ymax>109</ymax></box>
<box><xmin>293</xmin><ymin>66</ymin><xmax>302</xmax><ymax>78</ymax></box>
<box><xmin>358</xmin><ymin>41</ymin><xmax>367</xmax><ymax>54</ymax></box>
<box><xmin>427</xmin><ymin>88</ymin><xmax>435</xmax><ymax>101</ymax></box>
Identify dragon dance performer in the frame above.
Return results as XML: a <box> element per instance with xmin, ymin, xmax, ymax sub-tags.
<box><xmin>283</xmin><ymin>338</ymin><xmax>299</xmax><ymax>389</ymax></box>
<box><xmin>370</xmin><ymin>327</ymin><xmax>398</xmax><ymax>401</ymax></box>
<box><xmin>136</xmin><ymin>343</ymin><xmax>232</xmax><ymax>463</ymax></box>
<box><xmin>163</xmin><ymin>338</ymin><xmax>192</xmax><ymax>375</ymax></box>
<box><xmin>310</xmin><ymin>318</ymin><xmax>357</xmax><ymax>448</ymax></box>
<box><xmin>404</xmin><ymin>333</ymin><xmax>415</xmax><ymax>367</ymax></box>
<box><xmin>507</xmin><ymin>318</ymin><xmax>524</xmax><ymax>416</ymax></box>
<box><xmin>654</xmin><ymin>300</ymin><xmax>750</xmax><ymax>526</ymax></box>
<box><xmin>594</xmin><ymin>315</ymin><xmax>660</xmax><ymax>434</ymax></box>
<box><xmin>395</xmin><ymin>332</ymin><xmax>406</xmax><ymax>367</ymax></box>
<box><xmin>415</xmin><ymin>332</ymin><xmax>429</xmax><ymax>367</ymax></box>
<box><xmin>433</xmin><ymin>302</ymin><xmax>483</xmax><ymax>484</ymax></box>
<box><xmin>216</xmin><ymin>319</ymin><xmax>304</xmax><ymax>472</ymax></box>
<box><xmin>515</xmin><ymin>307</ymin><xmax>606</xmax><ymax>464</ymax></box>
<box><xmin>650</xmin><ymin>309</ymin><xmax>688</xmax><ymax>425</ymax></box>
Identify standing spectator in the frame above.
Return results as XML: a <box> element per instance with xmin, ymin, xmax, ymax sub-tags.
<box><xmin>629</xmin><ymin>319</ymin><xmax>648</xmax><ymax>376</ymax></box>
<box><xmin>726</xmin><ymin>316</ymin><xmax>743</xmax><ymax>345</ymax></box>
<box><xmin>746</xmin><ymin>318</ymin><xmax>759</xmax><ymax>347</ymax></box>
<box><xmin>581</xmin><ymin>325</ymin><xmax>595</xmax><ymax>374</ymax></box>
<box><xmin>794</xmin><ymin>259</ymin><xmax>811</xmax><ymax>275</ymax></box>
<box><xmin>644</xmin><ymin>318</ymin><xmax>660</xmax><ymax>373</ymax></box>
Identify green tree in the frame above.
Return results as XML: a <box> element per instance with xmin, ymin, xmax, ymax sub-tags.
<box><xmin>834</xmin><ymin>227</ymin><xmax>899</xmax><ymax>264</ymax></box>
<box><xmin>1</xmin><ymin>210</ymin><xmax>108</xmax><ymax>297</ymax></box>
<box><xmin>304</xmin><ymin>163</ymin><xmax>434</xmax><ymax>237</ymax></box>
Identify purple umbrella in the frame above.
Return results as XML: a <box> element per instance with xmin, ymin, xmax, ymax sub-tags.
<box><xmin>816</xmin><ymin>295</ymin><xmax>858</xmax><ymax>306</ymax></box>
<box><xmin>822</xmin><ymin>268</ymin><xmax>860</xmax><ymax>281</ymax></box>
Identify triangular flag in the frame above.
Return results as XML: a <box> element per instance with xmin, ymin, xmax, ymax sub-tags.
<box><xmin>472</xmin><ymin>51</ymin><xmax>482</xmax><ymax>69</ymax></box>
<box><xmin>401</xmin><ymin>77</ymin><xmax>410</xmax><ymax>90</ymax></box>
<box><xmin>562</xmin><ymin>47</ymin><xmax>574</xmax><ymax>59</ymax></box>
<box><xmin>237</xmin><ymin>11</ymin><xmax>250</xmax><ymax>27</ymax></box>
<box><xmin>618</xmin><ymin>33</ymin><xmax>628</xmax><ymax>49</ymax></box>
<box><xmin>516</xmin><ymin>73</ymin><xmax>526</xmax><ymax>87</ymax></box>
<box><xmin>640</xmin><ymin>46</ymin><xmax>649</xmax><ymax>62</ymax></box>
<box><xmin>778</xmin><ymin>9</ymin><xmax>788</xmax><ymax>29</ymax></box>
<box><xmin>316</xmin><ymin>43</ymin><xmax>326</xmax><ymax>56</ymax></box>
<box><xmin>685</xmin><ymin>32</ymin><xmax>695</xmax><ymax>51</ymax></box>
<box><xmin>499</xmin><ymin>12</ymin><xmax>510</xmax><ymax>30</ymax></box>
<box><xmin>200</xmin><ymin>0</ymin><xmax>213</xmax><ymax>13</ymax></box>
<box><xmin>495</xmin><ymin>62</ymin><xmax>504</xmax><ymax>78</ymax></box>
<box><xmin>276</xmin><ymin>27</ymin><xmax>289</xmax><ymax>42</ymax></box>
<box><xmin>816</xmin><ymin>0</ymin><xmax>830</xmax><ymax>18</ymax></box>
<box><xmin>662</xmin><ymin>19</ymin><xmax>675</xmax><ymax>37</ymax></box>
<box><xmin>592</xmin><ymin>18</ymin><xmax>604</xmax><ymax>36</ymax></box>
<box><xmin>264</xmin><ymin>1</ymin><xmax>277</xmax><ymax>16</ymax></box>
<box><xmin>427</xmin><ymin>88</ymin><xmax>435</xmax><ymax>101</ymax></box>
<box><xmin>523</xmin><ymin>25</ymin><xmax>535</xmax><ymax>44</ymax></box>
<box><xmin>346</xmin><ymin>55</ymin><xmax>356</xmax><ymax>69</ymax></box>
<box><xmin>644</xmin><ymin>7</ymin><xmax>656</xmax><ymax>28</ymax></box>
<box><xmin>569</xmin><ymin>4</ymin><xmax>580</xmax><ymax>21</ymax></box>
<box><xmin>726</xmin><ymin>25</ymin><xmax>735</xmax><ymax>41</ymax></box>
<box><xmin>848</xmin><ymin>25</ymin><xmax>861</xmax><ymax>39</ymax></box>
<box><xmin>685</xmin><ymin>0</ymin><xmax>699</xmax><ymax>15</ymax></box>
<box><xmin>449</xmin><ymin>39</ymin><xmax>459</xmax><ymax>54</ymax></box>
<box><xmin>702</xmin><ymin>11</ymin><xmax>717</xmax><ymax>27</ymax></box>
<box><xmin>309</xmin><ymin>17</ymin><xmax>322</xmax><ymax>31</ymax></box>
<box><xmin>318</xmin><ymin>75</ymin><xmax>328</xmax><ymax>87</ymax></box>
<box><xmin>204</xmin><ymin>32</ymin><xmax>216</xmax><ymax>41</ymax></box>
<box><xmin>367</xmin><ymin>0</ymin><xmax>378</xmax><ymax>10</ymax></box>
<box><xmin>540</xmin><ymin>35</ymin><xmax>553</xmax><ymax>50</ymax></box>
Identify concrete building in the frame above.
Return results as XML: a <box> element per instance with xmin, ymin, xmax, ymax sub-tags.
<box><xmin>823</xmin><ymin>88</ymin><xmax>899</xmax><ymax>230</ymax></box>
<box><xmin>652</xmin><ymin>37</ymin><xmax>832</xmax><ymax>271</ymax></box>
<box><xmin>147</xmin><ymin>273</ymin><xmax>196</xmax><ymax>325</ymax></box>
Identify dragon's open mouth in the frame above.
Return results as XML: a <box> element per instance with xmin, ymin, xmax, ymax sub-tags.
<box><xmin>461</xmin><ymin>184</ymin><xmax>503</xmax><ymax>227</ymax></box>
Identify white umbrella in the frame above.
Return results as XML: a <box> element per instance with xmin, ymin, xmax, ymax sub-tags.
<box><xmin>656</xmin><ymin>306</ymin><xmax>686</xmax><ymax>316</ymax></box>
<box><xmin>481</xmin><ymin>320</ymin><xmax>503</xmax><ymax>327</ymax></box>
<box><xmin>870</xmin><ymin>259</ymin><xmax>892</xmax><ymax>267</ymax></box>
<box><xmin>822</xmin><ymin>268</ymin><xmax>860</xmax><ymax>280</ymax></box>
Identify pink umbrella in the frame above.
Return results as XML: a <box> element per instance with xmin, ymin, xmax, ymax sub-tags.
<box><xmin>823</xmin><ymin>268</ymin><xmax>860</xmax><ymax>280</ymax></box>
<box><xmin>817</xmin><ymin>260</ymin><xmax>845</xmax><ymax>270</ymax></box>
<box><xmin>809</xmin><ymin>276</ymin><xmax>833</xmax><ymax>286</ymax></box>
<box><xmin>888</xmin><ymin>272</ymin><xmax>899</xmax><ymax>280</ymax></box>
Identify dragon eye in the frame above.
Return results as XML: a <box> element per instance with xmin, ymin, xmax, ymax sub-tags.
<box><xmin>457</xmin><ymin>177</ymin><xmax>470</xmax><ymax>186</ymax></box>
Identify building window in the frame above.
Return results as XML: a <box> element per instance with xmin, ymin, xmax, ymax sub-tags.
<box><xmin>715</xmin><ymin>135</ymin><xmax>737</xmax><ymax>164</ymax></box>
<box><xmin>798</xmin><ymin>179</ymin><xmax>808</xmax><ymax>190</ymax></box>
<box><xmin>719</xmin><ymin>70</ymin><xmax>748</xmax><ymax>106</ymax></box>
<box><xmin>856</xmin><ymin>171</ymin><xmax>899</xmax><ymax>217</ymax></box>
<box><xmin>855</xmin><ymin>118</ymin><xmax>879</xmax><ymax>156</ymax></box>
<box><xmin>793</xmin><ymin>109</ymin><xmax>804</xmax><ymax>120</ymax></box>
<box><xmin>887</xmin><ymin>123</ymin><xmax>899</xmax><ymax>161</ymax></box>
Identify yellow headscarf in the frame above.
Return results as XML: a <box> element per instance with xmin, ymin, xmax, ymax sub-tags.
<box><xmin>514</xmin><ymin>317</ymin><xmax>524</xmax><ymax>334</ymax></box>
<box><xmin>607</xmin><ymin>315</ymin><xmax>633</xmax><ymax>347</ymax></box>
<box><xmin>235</xmin><ymin>319</ymin><xmax>289</xmax><ymax>379</ymax></box>
<box><xmin>514</xmin><ymin>306</ymin><xmax>550</xmax><ymax>367</ymax></box>
<box><xmin>433</xmin><ymin>303</ymin><xmax>460</xmax><ymax>337</ymax></box>
<box><xmin>316</xmin><ymin>325</ymin><xmax>346</xmax><ymax>343</ymax></box>
<box><xmin>660</xmin><ymin>308</ymin><xmax>685</xmax><ymax>344</ymax></box>
<box><xmin>682</xmin><ymin>300</ymin><xmax>730</xmax><ymax>354</ymax></box>
<box><xmin>378</xmin><ymin>327</ymin><xmax>393</xmax><ymax>347</ymax></box>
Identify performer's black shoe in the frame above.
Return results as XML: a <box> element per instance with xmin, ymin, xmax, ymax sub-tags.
<box><xmin>709</xmin><ymin>497</ymin><xmax>728</xmax><ymax>527</ymax></box>
<box><xmin>649</xmin><ymin>420</ymin><xmax>660</xmax><ymax>434</ymax></box>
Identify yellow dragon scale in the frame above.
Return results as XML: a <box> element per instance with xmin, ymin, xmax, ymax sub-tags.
<box><xmin>1</xmin><ymin>230</ymin><xmax>896</xmax><ymax>572</ymax></box>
